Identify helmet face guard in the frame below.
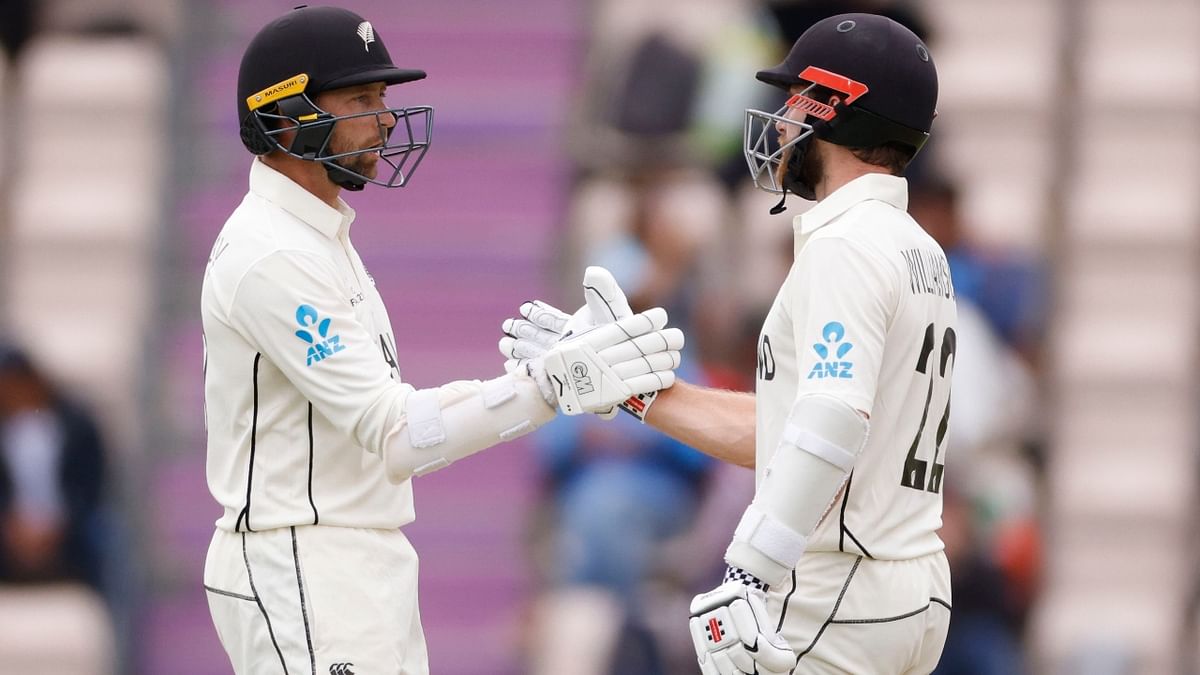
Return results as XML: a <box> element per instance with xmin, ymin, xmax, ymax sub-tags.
<box><xmin>242</xmin><ymin>73</ymin><xmax>433</xmax><ymax>190</ymax></box>
<box><xmin>743</xmin><ymin>101</ymin><xmax>814</xmax><ymax>195</ymax></box>
<box><xmin>743</xmin><ymin>67</ymin><xmax>872</xmax><ymax>197</ymax></box>
<box><xmin>249</xmin><ymin>93</ymin><xmax>433</xmax><ymax>190</ymax></box>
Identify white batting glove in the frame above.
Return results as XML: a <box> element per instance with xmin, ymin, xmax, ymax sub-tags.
<box><xmin>500</xmin><ymin>300</ymin><xmax>570</xmax><ymax>374</ymax></box>
<box><xmin>499</xmin><ymin>267</ymin><xmax>666</xmax><ymax>421</ymax></box>
<box><xmin>689</xmin><ymin>568</ymin><xmax>795</xmax><ymax>675</ymax></box>
<box><xmin>528</xmin><ymin>307</ymin><xmax>683</xmax><ymax>415</ymax></box>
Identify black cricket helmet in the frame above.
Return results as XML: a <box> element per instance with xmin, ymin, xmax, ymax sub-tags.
<box><xmin>744</xmin><ymin>13</ymin><xmax>937</xmax><ymax>199</ymax></box>
<box><xmin>237</xmin><ymin>5</ymin><xmax>433</xmax><ymax>190</ymax></box>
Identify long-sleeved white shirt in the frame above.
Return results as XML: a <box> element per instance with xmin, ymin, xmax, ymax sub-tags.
<box><xmin>201</xmin><ymin>159</ymin><xmax>552</xmax><ymax>533</ymax></box>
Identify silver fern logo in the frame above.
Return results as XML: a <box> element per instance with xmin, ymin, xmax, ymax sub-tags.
<box><xmin>356</xmin><ymin>21</ymin><xmax>375</xmax><ymax>51</ymax></box>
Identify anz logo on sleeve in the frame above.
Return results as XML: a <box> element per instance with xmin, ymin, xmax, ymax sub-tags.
<box><xmin>808</xmin><ymin>321</ymin><xmax>854</xmax><ymax>380</ymax></box>
<box><xmin>294</xmin><ymin>304</ymin><xmax>346</xmax><ymax>366</ymax></box>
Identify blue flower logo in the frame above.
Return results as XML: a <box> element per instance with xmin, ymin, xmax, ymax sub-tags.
<box><xmin>294</xmin><ymin>304</ymin><xmax>345</xmax><ymax>366</ymax></box>
<box><xmin>808</xmin><ymin>321</ymin><xmax>854</xmax><ymax>379</ymax></box>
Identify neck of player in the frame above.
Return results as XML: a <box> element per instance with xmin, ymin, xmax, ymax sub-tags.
<box><xmin>813</xmin><ymin>143</ymin><xmax>894</xmax><ymax>201</ymax></box>
<box><xmin>263</xmin><ymin>151</ymin><xmax>342</xmax><ymax>208</ymax></box>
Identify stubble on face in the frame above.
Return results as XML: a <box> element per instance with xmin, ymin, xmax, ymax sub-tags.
<box><xmin>796</xmin><ymin>139</ymin><xmax>824</xmax><ymax>192</ymax></box>
<box><xmin>327</xmin><ymin>122</ymin><xmax>385</xmax><ymax>180</ymax></box>
<box><xmin>773</xmin><ymin>135</ymin><xmax>823</xmax><ymax>194</ymax></box>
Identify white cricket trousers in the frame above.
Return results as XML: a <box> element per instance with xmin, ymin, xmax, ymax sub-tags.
<box><xmin>767</xmin><ymin>550</ymin><xmax>951</xmax><ymax>674</ymax></box>
<box><xmin>204</xmin><ymin>525</ymin><xmax>429</xmax><ymax>675</ymax></box>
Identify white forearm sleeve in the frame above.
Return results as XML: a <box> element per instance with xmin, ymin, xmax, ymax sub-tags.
<box><xmin>726</xmin><ymin>394</ymin><xmax>869</xmax><ymax>587</ymax></box>
<box><xmin>382</xmin><ymin>371</ymin><xmax>556</xmax><ymax>482</ymax></box>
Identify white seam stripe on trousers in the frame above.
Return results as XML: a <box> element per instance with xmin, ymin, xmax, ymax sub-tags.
<box><xmin>205</xmin><ymin>525</ymin><xmax>429</xmax><ymax>674</ymax></box>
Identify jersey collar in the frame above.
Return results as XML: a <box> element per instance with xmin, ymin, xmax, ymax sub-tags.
<box><xmin>795</xmin><ymin>173</ymin><xmax>909</xmax><ymax>236</ymax></box>
<box><xmin>249</xmin><ymin>158</ymin><xmax>356</xmax><ymax>239</ymax></box>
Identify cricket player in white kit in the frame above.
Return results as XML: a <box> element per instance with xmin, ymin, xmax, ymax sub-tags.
<box><xmin>200</xmin><ymin>7</ymin><xmax>683</xmax><ymax>674</ymax></box>
<box><xmin>501</xmin><ymin>13</ymin><xmax>954</xmax><ymax>674</ymax></box>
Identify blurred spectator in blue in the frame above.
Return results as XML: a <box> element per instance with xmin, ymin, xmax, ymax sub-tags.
<box><xmin>0</xmin><ymin>344</ymin><xmax>117</xmax><ymax>672</ymax></box>
<box><xmin>527</xmin><ymin>211</ymin><xmax>719</xmax><ymax>674</ymax></box>
<box><xmin>906</xmin><ymin>175</ymin><xmax>1044</xmax><ymax>674</ymax></box>
<box><xmin>527</xmin><ymin>368</ymin><xmax>715</xmax><ymax>674</ymax></box>
<box><xmin>0</xmin><ymin>343</ymin><xmax>107</xmax><ymax>589</ymax></box>
<box><xmin>909</xmin><ymin>176</ymin><xmax>1049</xmax><ymax>368</ymax></box>
<box><xmin>533</xmin><ymin>11</ymin><xmax>733</xmax><ymax>654</ymax></box>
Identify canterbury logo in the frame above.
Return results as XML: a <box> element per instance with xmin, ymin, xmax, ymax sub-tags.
<box><xmin>330</xmin><ymin>663</ymin><xmax>355</xmax><ymax>675</ymax></box>
<box><xmin>356</xmin><ymin>21</ymin><xmax>375</xmax><ymax>51</ymax></box>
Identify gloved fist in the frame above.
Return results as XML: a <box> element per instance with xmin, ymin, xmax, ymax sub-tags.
<box><xmin>499</xmin><ymin>266</ymin><xmax>670</xmax><ymax>421</ymax></box>
<box><xmin>689</xmin><ymin>571</ymin><xmax>794</xmax><ymax>675</ymax></box>
<box><xmin>528</xmin><ymin>307</ymin><xmax>683</xmax><ymax>415</ymax></box>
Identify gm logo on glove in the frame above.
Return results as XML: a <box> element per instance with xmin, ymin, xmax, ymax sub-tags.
<box><xmin>570</xmin><ymin>361</ymin><xmax>594</xmax><ymax>395</ymax></box>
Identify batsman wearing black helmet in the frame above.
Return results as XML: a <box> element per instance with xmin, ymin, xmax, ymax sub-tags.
<box><xmin>201</xmin><ymin>6</ymin><xmax>683</xmax><ymax>674</ymax></box>
<box><xmin>500</xmin><ymin>12</ymin><xmax>956</xmax><ymax>674</ymax></box>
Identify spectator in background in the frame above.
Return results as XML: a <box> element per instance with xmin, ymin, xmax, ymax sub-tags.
<box><xmin>526</xmin><ymin>387</ymin><xmax>716</xmax><ymax>675</ymax></box>
<box><xmin>0</xmin><ymin>0</ymin><xmax>37</xmax><ymax>62</ymax></box>
<box><xmin>0</xmin><ymin>343</ymin><xmax>107</xmax><ymax>589</ymax></box>
<box><xmin>530</xmin><ymin>18</ymin><xmax>743</xmax><ymax>655</ymax></box>
<box><xmin>908</xmin><ymin>176</ymin><xmax>1049</xmax><ymax>368</ymax></box>
<box><xmin>556</xmin><ymin>0</ymin><xmax>777</xmax><ymax>374</ymax></box>
<box><xmin>907</xmin><ymin>176</ymin><xmax>1044</xmax><ymax>675</ymax></box>
<box><xmin>0</xmin><ymin>0</ymin><xmax>39</xmax><ymax>309</ymax></box>
<box><xmin>935</xmin><ymin>486</ymin><xmax>1028</xmax><ymax>675</ymax></box>
<box><xmin>527</xmin><ymin>201</ymin><xmax>719</xmax><ymax>674</ymax></box>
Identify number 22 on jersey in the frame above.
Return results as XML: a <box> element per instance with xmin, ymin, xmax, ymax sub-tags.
<box><xmin>900</xmin><ymin>323</ymin><xmax>956</xmax><ymax>494</ymax></box>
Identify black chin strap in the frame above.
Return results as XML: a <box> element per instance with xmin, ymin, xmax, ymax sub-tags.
<box><xmin>769</xmin><ymin>189</ymin><xmax>788</xmax><ymax>215</ymax></box>
<box><xmin>324</xmin><ymin>161</ymin><xmax>367</xmax><ymax>191</ymax></box>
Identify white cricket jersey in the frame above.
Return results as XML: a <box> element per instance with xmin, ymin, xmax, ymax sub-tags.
<box><xmin>201</xmin><ymin>158</ymin><xmax>416</xmax><ymax>532</ymax></box>
<box><xmin>755</xmin><ymin>173</ymin><xmax>957</xmax><ymax>561</ymax></box>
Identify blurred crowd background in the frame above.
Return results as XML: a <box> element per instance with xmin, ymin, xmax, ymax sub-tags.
<box><xmin>0</xmin><ymin>0</ymin><xmax>1193</xmax><ymax>673</ymax></box>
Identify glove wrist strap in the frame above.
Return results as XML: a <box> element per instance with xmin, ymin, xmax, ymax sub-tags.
<box><xmin>723</xmin><ymin>565</ymin><xmax>769</xmax><ymax>593</ymax></box>
<box><xmin>617</xmin><ymin>390</ymin><xmax>657</xmax><ymax>422</ymax></box>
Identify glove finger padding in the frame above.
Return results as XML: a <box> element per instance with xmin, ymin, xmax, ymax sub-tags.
<box><xmin>498</xmin><ymin>301</ymin><xmax>566</xmax><ymax>364</ymax></box>
<box><xmin>595</xmin><ymin>327</ymin><xmax>685</xmax><ymax>364</ymax></box>
<box><xmin>569</xmin><ymin>307</ymin><xmax>668</xmax><ymax>352</ymax></box>
<box><xmin>711</xmin><ymin>650</ymin><xmax>741</xmax><ymax>675</ymax></box>
<box><xmin>622</xmin><ymin>371</ymin><xmax>676</xmax><ymax>395</ymax></box>
<box><xmin>739</xmin><ymin>590</ymin><xmax>796</xmax><ymax>667</ymax></box>
<box><xmin>519</xmin><ymin>300</ymin><xmax>570</xmax><ymax>333</ymax></box>
<box><xmin>501</xmin><ymin>318</ymin><xmax>560</xmax><ymax>346</ymax></box>
<box><xmin>610</xmin><ymin>351</ymin><xmax>680</xmax><ymax>380</ymax></box>
<box><xmin>498</xmin><ymin>335</ymin><xmax>547</xmax><ymax>361</ymax></box>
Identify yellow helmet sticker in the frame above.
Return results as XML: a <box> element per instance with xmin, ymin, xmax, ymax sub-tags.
<box><xmin>246</xmin><ymin>73</ymin><xmax>309</xmax><ymax>111</ymax></box>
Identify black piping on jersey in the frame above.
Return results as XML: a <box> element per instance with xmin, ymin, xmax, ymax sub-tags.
<box><xmin>828</xmin><ymin>595</ymin><xmax>952</xmax><ymax>625</ymax></box>
<box><xmin>792</xmin><ymin>555</ymin><xmax>862</xmax><ymax>667</ymax></box>
<box><xmin>837</xmin><ymin>473</ymin><xmax>874</xmax><ymax>559</ymax></box>
<box><xmin>235</xmin><ymin>353</ymin><xmax>263</xmax><ymax>533</ymax></box>
<box><xmin>291</xmin><ymin>527</ymin><xmax>317</xmax><ymax>675</ymax></box>
<box><xmin>242</xmin><ymin>532</ymin><xmax>289</xmax><ymax>674</ymax></box>
<box><xmin>776</xmin><ymin>569</ymin><xmax>800</xmax><ymax>632</ymax></box>
<box><xmin>306</xmin><ymin>403</ymin><xmax>319</xmax><ymax>525</ymax></box>
<box><xmin>204</xmin><ymin>584</ymin><xmax>256</xmax><ymax>603</ymax></box>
